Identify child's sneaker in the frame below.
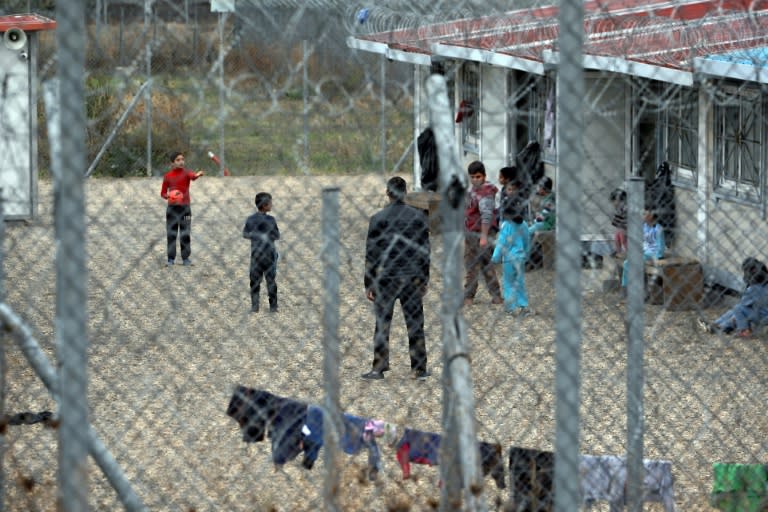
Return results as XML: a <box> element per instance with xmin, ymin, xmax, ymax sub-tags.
<box><xmin>696</xmin><ymin>317</ymin><xmax>714</xmax><ymax>334</ymax></box>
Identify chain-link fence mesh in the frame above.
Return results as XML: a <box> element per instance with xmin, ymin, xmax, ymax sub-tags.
<box><xmin>1</xmin><ymin>0</ymin><xmax>767</xmax><ymax>510</ymax></box>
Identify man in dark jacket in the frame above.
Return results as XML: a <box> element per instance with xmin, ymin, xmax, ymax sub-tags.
<box><xmin>362</xmin><ymin>177</ymin><xmax>431</xmax><ymax>381</ymax></box>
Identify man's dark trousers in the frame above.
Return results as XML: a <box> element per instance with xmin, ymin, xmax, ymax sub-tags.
<box><xmin>371</xmin><ymin>276</ymin><xmax>426</xmax><ymax>373</ymax></box>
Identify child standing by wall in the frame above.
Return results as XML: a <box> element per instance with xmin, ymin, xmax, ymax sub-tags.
<box><xmin>243</xmin><ymin>192</ymin><xmax>280</xmax><ymax>313</ymax></box>
<box><xmin>492</xmin><ymin>180</ymin><xmax>532</xmax><ymax>317</ymax></box>
<box><xmin>610</xmin><ymin>188</ymin><xmax>628</xmax><ymax>257</ymax></box>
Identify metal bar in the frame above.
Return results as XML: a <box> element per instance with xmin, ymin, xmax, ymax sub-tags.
<box><xmin>303</xmin><ymin>39</ymin><xmax>309</xmax><ymax>173</ymax></box>
<box><xmin>625</xmin><ymin>176</ymin><xmax>646</xmax><ymax>512</ymax></box>
<box><xmin>0</xmin><ymin>303</ymin><xmax>147</xmax><ymax>512</ymax></box>
<box><xmin>380</xmin><ymin>55</ymin><xmax>387</xmax><ymax>174</ymax></box>
<box><xmin>427</xmin><ymin>74</ymin><xmax>485</xmax><ymax>512</ymax></box>
<box><xmin>321</xmin><ymin>187</ymin><xmax>342</xmax><ymax>512</ymax></box>
<box><xmin>0</xmin><ymin>192</ymin><xmax>6</xmax><ymax>512</ymax></box>
<box><xmin>55</xmin><ymin>1</ymin><xmax>90</xmax><ymax>509</ymax></box>
<box><xmin>144</xmin><ymin>0</ymin><xmax>153</xmax><ymax>176</ymax></box>
<box><xmin>391</xmin><ymin>140</ymin><xmax>414</xmax><ymax>176</ymax></box>
<box><xmin>553</xmin><ymin>0</ymin><xmax>585</xmax><ymax>509</ymax></box>
<box><xmin>84</xmin><ymin>81</ymin><xmax>151</xmax><ymax>178</ymax></box>
<box><xmin>218</xmin><ymin>12</ymin><xmax>227</xmax><ymax>176</ymax></box>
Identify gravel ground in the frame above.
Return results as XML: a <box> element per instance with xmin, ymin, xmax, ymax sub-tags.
<box><xmin>1</xmin><ymin>175</ymin><xmax>765</xmax><ymax>511</ymax></box>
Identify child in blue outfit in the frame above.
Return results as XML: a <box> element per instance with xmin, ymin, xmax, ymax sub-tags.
<box><xmin>243</xmin><ymin>192</ymin><xmax>280</xmax><ymax>313</ymax></box>
<box><xmin>492</xmin><ymin>180</ymin><xmax>531</xmax><ymax>316</ymax></box>
<box><xmin>698</xmin><ymin>257</ymin><xmax>768</xmax><ymax>338</ymax></box>
<box><xmin>621</xmin><ymin>209</ymin><xmax>665</xmax><ymax>289</ymax></box>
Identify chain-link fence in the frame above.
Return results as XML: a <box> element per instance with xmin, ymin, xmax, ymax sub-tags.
<box><xmin>1</xmin><ymin>0</ymin><xmax>767</xmax><ymax>510</ymax></box>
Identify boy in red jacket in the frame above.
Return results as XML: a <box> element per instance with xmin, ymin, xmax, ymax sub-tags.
<box><xmin>160</xmin><ymin>152</ymin><xmax>204</xmax><ymax>266</ymax></box>
<box><xmin>464</xmin><ymin>161</ymin><xmax>502</xmax><ymax>306</ymax></box>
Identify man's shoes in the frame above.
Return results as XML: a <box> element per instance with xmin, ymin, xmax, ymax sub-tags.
<box><xmin>361</xmin><ymin>370</ymin><xmax>384</xmax><ymax>380</ymax></box>
<box><xmin>491</xmin><ymin>297</ymin><xmax>503</xmax><ymax>305</ymax></box>
<box><xmin>182</xmin><ymin>259</ymin><xmax>193</xmax><ymax>266</ymax></box>
<box><xmin>412</xmin><ymin>369</ymin><xmax>431</xmax><ymax>381</ymax></box>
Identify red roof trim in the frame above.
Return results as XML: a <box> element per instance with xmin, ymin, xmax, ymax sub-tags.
<box><xmin>0</xmin><ymin>13</ymin><xmax>56</xmax><ymax>33</ymax></box>
<box><xmin>351</xmin><ymin>0</ymin><xmax>768</xmax><ymax>77</ymax></box>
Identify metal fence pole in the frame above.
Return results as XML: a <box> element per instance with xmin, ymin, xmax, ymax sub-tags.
<box><xmin>0</xmin><ymin>304</ymin><xmax>147</xmax><ymax>512</ymax></box>
<box><xmin>625</xmin><ymin>176</ymin><xmax>646</xmax><ymax>512</ymax></box>
<box><xmin>0</xmin><ymin>192</ymin><xmax>6</xmax><ymax>512</ymax></box>
<box><xmin>553</xmin><ymin>0</ymin><xmax>585</xmax><ymax>509</ymax></box>
<box><xmin>217</xmin><ymin>11</ymin><xmax>227</xmax><ymax>176</ymax></box>
<box><xmin>56</xmin><ymin>0</ymin><xmax>89</xmax><ymax>508</ymax></box>
<box><xmin>303</xmin><ymin>39</ymin><xmax>309</xmax><ymax>173</ymax></box>
<box><xmin>321</xmin><ymin>187</ymin><xmax>342</xmax><ymax>512</ymax></box>
<box><xmin>144</xmin><ymin>0</ymin><xmax>153</xmax><ymax>176</ymax></box>
<box><xmin>426</xmin><ymin>74</ymin><xmax>485</xmax><ymax>512</ymax></box>
<box><xmin>380</xmin><ymin>54</ymin><xmax>387</xmax><ymax>174</ymax></box>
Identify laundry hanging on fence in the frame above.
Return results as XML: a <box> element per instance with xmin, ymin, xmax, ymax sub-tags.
<box><xmin>508</xmin><ymin>446</ymin><xmax>555</xmax><ymax>510</ymax></box>
<box><xmin>710</xmin><ymin>463</ymin><xmax>768</xmax><ymax>512</ymax></box>
<box><xmin>302</xmin><ymin>405</ymin><xmax>390</xmax><ymax>480</ymax></box>
<box><xmin>579</xmin><ymin>454</ymin><xmax>676</xmax><ymax>512</ymax></box>
<box><xmin>394</xmin><ymin>427</ymin><xmax>506</xmax><ymax>489</ymax></box>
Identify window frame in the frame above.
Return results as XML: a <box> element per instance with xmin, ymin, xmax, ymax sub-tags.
<box><xmin>459</xmin><ymin>62</ymin><xmax>480</xmax><ymax>154</ymax></box>
<box><xmin>507</xmin><ymin>72</ymin><xmax>556</xmax><ymax>163</ymax></box>
<box><xmin>661</xmin><ymin>85</ymin><xmax>699</xmax><ymax>187</ymax></box>
<box><xmin>712</xmin><ymin>83</ymin><xmax>764</xmax><ymax>205</ymax></box>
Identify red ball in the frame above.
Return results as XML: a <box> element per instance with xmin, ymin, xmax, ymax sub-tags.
<box><xmin>168</xmin><ymin>190</ymin><xmax>184</xmax><ymax>205</ymax></box>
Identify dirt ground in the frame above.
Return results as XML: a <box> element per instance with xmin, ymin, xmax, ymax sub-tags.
<box><xmin>1</xmin><ymin>175</ymin><xmax>765</xmax><ymax>511</ymax></box>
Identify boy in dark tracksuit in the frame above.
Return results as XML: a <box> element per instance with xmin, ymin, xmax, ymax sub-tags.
<box><xmin>243</xmin><ymin>192</ymin><xmax>280</xmax><ymax>313</ymax></box>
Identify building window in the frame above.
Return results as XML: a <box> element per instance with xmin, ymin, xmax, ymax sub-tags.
<box><xmin>713</xmin><ymin>84</ymin><xmax>763</xmax><ymax>203</ymax></box>
<box><xmin>507</xmin><ymin>73</ymin><xmax>555</xmax><ymax>163</ymax></box>
<box><xmin>663</xmin><ymin>86</ymin><xmax>698</xmax><ymax>185</ymax></box>
<box><xmin>459</xmin><ymin>63</ymin><xmax>479</xmax><ymax>154</ymax></box>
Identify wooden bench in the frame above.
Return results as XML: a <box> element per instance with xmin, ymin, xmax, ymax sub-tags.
<box><xmin>404</xmin><ymin>191</ymin><xmax>441</xmax><ymax>232</ymax></box>
<box><xmin>530</xmin><ymin>230</ymin><xmax>556</xmax><ymax>270</ymax></box>
<box><xmin>644</xmin><ymin>256</ymin><xmax>703</xmax><ymax>310</ymax></box>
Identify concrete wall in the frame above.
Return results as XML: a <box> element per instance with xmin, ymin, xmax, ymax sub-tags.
<box><xmin>575</xmin><ymin>74</ymin><xmax>628</xmax><ymax>236</ymax></box>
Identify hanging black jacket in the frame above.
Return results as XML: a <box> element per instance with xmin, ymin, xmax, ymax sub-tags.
<box><xmin>417</xmin><ymin>127</ymin><xmax>439</xmax><ymax>192</ymax></box>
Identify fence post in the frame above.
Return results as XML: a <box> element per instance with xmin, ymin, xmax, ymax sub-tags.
<box><xmin>321</xmin><ymin>187</ymin><xmax>342</xmax><ymax>511</ymax></box>
<box><xmin>380</xmin><ymin>54</ymin><xmax>387</xmax><ymax>174</ymax></box>
<box><xmin>55</xmin><ymin>0</ymin><xmax>90</xmax><ymax>509</ymax></box>
<box><xmin>217</xmin><ymin>11</ymin><xmax>227</xmax><ymax>176</ymax></box>
<box><xmin>144</xmin><ymin>0</ymin><xmax>153</xmax><ymax>176</ymax></box>
<box><xmin>0</xmin><ymin>192</ymin><xmax>6</xmax><ymax>512</ymax></box>
<box><xmin>625</xmin><ymin>176</ymin><xmax>646</xmax><ymax>512</ymax></box>
<box><xmin>426</xmin><ymin>74</ymin><xmax>485</xmax><ymax>512</ymax></box>
<box><xmin>303</xmin><ymin>40</ymin><xmax>310</xmax><ymax>173</ymax></box>
<box><xmin>0</xmin><ymin>305</ymin><xmax>147</xmax><ymax>512</ymax></box>
<box><xmin>553</xmin><ymin>0</ymin><xmax>585</xmax><ymax>509</ymax></box>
